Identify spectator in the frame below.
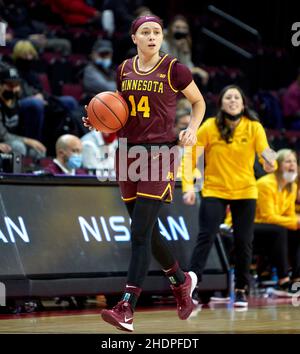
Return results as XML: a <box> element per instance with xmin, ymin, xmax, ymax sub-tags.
<box><xmin>282</xmin><ymin>68</ymin><xmax>300</xmax><ymax>129</ymax></box>
<box><xmin>0</xmin><ymin>63</ymin><xmax>46</xmax><ymax>158</ymax></box>
<box><xmin>175</xmin><ymin>108</ymin><xmax>201</xmax><ymax>182</ymax></box>
<box><xmin>101</xmin><ymin>2</ymin><xmax>151</xmax><ymax>39</ymax></box>
<box><xmin>45</xmin><ymin>0</ymin><xmax>101</xmax><ymax>26</ymax></box>
<box><xmin>101</xmin><ymin>0</ymin><xmax>145</xmax><ymax>63</ymax></box>
<box><xmin>0</xmin><ymin>0</ymin><xmax>71</xmax><ymax>55</ymax></box>
<box><xmin>181</xmin><ymin>85</ymin><xmax>277</xmax><ymax>307</ymax></box>
<box><xmin>83</xmin><ymin>39</ymin><xmax>116</xmax><ymax>101</ymax></box>
<box><xmin>12</xmin><ymin>40</ymin><xmax>79</xmax><ymax>143</ymax></box>
<box><xmin>102</xmin><ymin>0</ymin><xmax>144</xmax><ymax>34</ymax></box>
<box><xmin>81</xmin><ymin>130</ymin><xmax>117</xmax><ymax>170</ymax></box>
<box><xmin>44</xmin><ymin>134</ymin><xmax>85</xmax><ymax>175</ymax></box>
<box><xmin>161</xmin><ymin>15</ymin><xmax>209</xmax><ymax>88</ymax></box>
<box><xmin>13</xmin><ymin>39</ymin><xmax>78</xmax><ymax>111</ymax></box>
<box><xmin>175</xmin><ymin>108</ymin><xmax>191</xmax><ymax>137</ymax></box>
<box><xmin>254</xmin><ymin>149</ymin><xmax>300</xmax><ymax>296</ymax></box>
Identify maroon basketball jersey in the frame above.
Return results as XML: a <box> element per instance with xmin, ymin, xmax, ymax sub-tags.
<box><xmin>116</xmin><ymin>54</ymin><xmax>190</xmax><ymax>144</ymax></box>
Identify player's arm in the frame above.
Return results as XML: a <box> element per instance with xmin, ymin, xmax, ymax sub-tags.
<box><xmin>179</xmin><ymin>81</ymin><xmax>206</xmax><ymax>146</ymax></box>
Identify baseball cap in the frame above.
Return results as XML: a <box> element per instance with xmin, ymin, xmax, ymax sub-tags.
<box><xmin>0</xmin><ymin>65</ymin><xmax>21</xmax><ymax>83</ymax></box>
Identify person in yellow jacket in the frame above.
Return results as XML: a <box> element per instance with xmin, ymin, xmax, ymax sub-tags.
<box><xmin>181</xmin><ymin>85</ymin><xmax>276</xmax><ymax>307</ymax></box>
<box><xmin>254</xmin><ymin>149</ymin><xmax>300</xmax><ymax>296</ymax></box>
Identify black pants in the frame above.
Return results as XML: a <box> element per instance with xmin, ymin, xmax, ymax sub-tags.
<box><xmin>253</xmin><ymin>225</ymin><xmax>300</xmax><ymax>280</ymax></box>
<box><xmin>125</xmin><ymin>198</ymin><xmax>176</xmax><ymax>287</ymax></box>
<box><xmin>190</xmin><ymin>197</ymin><xmax>256</xmax><ymax>290</ymax></box>
<box><xmin>253</xmin><ymin>224</ymin><xmax>289</xmax><ymax>279</ymax></box>
<box><xmin>288</xmin><ymin>230</ymin><xmax>300</xmax><ymax>279</ymax></box>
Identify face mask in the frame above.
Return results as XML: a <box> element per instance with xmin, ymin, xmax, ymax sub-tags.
<box><xmin>282</xmin><ymin>171</ymin><xmax>297</xmax><ymax>183</ymax></box>
<box><xmin>223</xmin><ymin>111</ymin><xmax>243</xmax><ymax>122</ymax></box>
<box><xmin>1</xmin><ymin>90</ymin><xmax>15</xmax><ymax>100</ymax></box>
<box><xmin>173</xmin><ymin>31</ymin><xmax>188</xmax><ymax>40</ymax></box>
<box><xmin>66</xmin><ymin>154</ymin><xmax>82</xmax><ymax>169</ymax></box>
<box><xmin>95</xmin><ymin>58</ymin><xmax>112</xmax><ymax>69</ymax></box>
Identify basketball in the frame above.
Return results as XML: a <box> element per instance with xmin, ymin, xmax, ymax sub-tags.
<box><xmin>87</xmin><ymin>91</ymin><xmax>129</xmax><ymax>133</ymax></box>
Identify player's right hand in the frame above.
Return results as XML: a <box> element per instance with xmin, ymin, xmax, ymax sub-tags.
<box><xmin>82</xmin><ymin>105</ymin><xmax>95</xmax><ymax>130</ymax></box>
<box><xmin>183</xmin><ymin>190</ymin><xmax>196</xmax><ymax>205</ymax></box>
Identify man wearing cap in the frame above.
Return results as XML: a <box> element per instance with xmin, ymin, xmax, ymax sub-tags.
<box><xmin>0</xmin><ymin>63</ymin><xmax>46</xmax><ymax>158</ymax></box>
<box><xmin>83</xmin><ymin>39</ymin><xmax>116</xmax><ymax>101</ymax></box>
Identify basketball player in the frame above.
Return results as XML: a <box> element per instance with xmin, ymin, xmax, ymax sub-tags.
<box><xmin>181</xmin><ymin>85</ymin><xmax>276</xmax><ymax>307</ymax></box>
<box><xmin>83</xmin><ymin>15</ymin><xmax>205</xmax><ymax>331</ymax></box>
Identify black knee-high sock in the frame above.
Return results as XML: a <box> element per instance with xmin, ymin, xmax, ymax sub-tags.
<box><xmin>126</xmin><ymin>201</ymin><xmax>185</xmax><ymax>287</ymax></box>
<box><xmin>151</xmin><ymin>222</ymin><xmax>185</xmax><ymax>286</ymax></box>
<box><xmin>163</xmin><ymin>261</ymin><xmax>186</xmax><ymax>286</ymax></box>
<box><xmin>125</xmin><ymin>198</ymin><xmax>163</xmax><ymax>287</ymax></box>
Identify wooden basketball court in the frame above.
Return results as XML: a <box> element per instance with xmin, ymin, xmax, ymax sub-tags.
<box><xmin>0</xmin><ymin>297</ymin><xmax>299</xmax><ymax>334</ymax></box>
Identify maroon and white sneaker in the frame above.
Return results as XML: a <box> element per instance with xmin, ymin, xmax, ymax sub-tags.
<box><xmin>171</xmin><ymin>271</ymin><xmax>198</xmax><ymax>320</ymax></box>
<box><xmin>101</xmin><ymin>301</ymin><xmax>134</xmax><ymax>332</ymax></box>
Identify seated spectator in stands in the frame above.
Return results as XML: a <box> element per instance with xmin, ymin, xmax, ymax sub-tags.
<box><xmin>101</xmin><ymin>0</ymin><xmax>147</xmax><ymax>63</ymax></box>
<box><xmin>81</xmin><ymin>130</ymin><xmax>117</xmax><ymax>171</ymax></box>
<box><xmin>254</xmin><ymin>149</ymin><xmax>300</xmax><ymax>296</ymax></box>
<box><xmin>0</xmin><ymin>0</ymin><xmax>71</xmax><ymax>55</ymax></box>
<box><xmin>0</xmin><ymin>142</ymin><xmax>12</xmax><ymax>153</ymax></box>
<box><xmin>0</xmin><ymin>64</ymin><xmax>46</xmax><ymax>158</ymax></box>
<box><xmin>102</xmin><ymin>0</ymin><xmax>143</xmax><ymax>36</ymax></box>
<box><xmin>161</xmin><ymin>15</ymin><xmax>209</xmax><ymax>88</ymax></box>
<box><xmin>175</xmin><ymin>108</ymin><xmax>191</xmax><ymax>138</ymax></box>
<box><xmin>282</xmin><ymin>68</ymin><xmax>300</xmax><ymax>129</ymax></box>
<box><xmin>12</xmin><ymin>40</ymin><xmax>79</xmax><ymax>142</ymax></box>
<box><xmin>45</xmin><ymin>0</ymin><xmax>101</xmax><ymax>26</ymax></box>
<box><xmin>177</xmin><ymin>97</ymin><xmax>192</xmax><ymax>112</ymax></box>
<box><xmin>83</xmin><ymin>39</ymin><xmax>116</xmax><ymax>101</ymax></box>
<box><xmin>44</xmin><ymin>134</ymin><xmax>86</xmax><ymax>175</ymax></box>
<box><xmin>175</xmin><ymin>108</ymin><xmax>201</xmax><ymax>182</ymax></box>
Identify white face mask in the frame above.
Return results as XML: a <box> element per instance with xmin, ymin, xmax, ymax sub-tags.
<box><xmin>282</xmin><ymin>171</ymin><xmax>297</xmax><ymax>183</ymax></box>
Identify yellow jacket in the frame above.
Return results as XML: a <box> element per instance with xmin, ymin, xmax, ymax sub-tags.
<box><xmin>181</xmin><ymin>116</ymin><xmax>270</xmax><ymax>199</ymax></box>
<box><xmin>255</xmin><ymin>173</ymin><xmax>298</xmax><ymax>230</ymax></box>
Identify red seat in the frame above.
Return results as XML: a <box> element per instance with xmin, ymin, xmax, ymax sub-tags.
<box><xmin>62</xmin><ymin>83</ymin><xmax>83</xmax><ymax>101</ymax></box>
<box><xmin>38</xmin><ymin>157</ymin><xmax>53</xmax><ymax>168</ymax></box>
<box><xmin>41</xmin><ymin>51</ymin><xmax>62</xmax><ymax>64</ymax></box>
<box><xmin>38</xmin><ymin>73</ymin><xmax>51</xmax><ymax>94</ymax></box>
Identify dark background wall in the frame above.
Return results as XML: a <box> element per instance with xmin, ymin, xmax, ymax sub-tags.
<box><xmin>147</xmin><ymin>0</ymin><xmax>300</xmax><ymax>90</ymax></box>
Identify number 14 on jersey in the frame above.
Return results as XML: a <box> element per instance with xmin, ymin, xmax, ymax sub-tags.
<box><xmin>128</xmin><ymin>95</ymin><xmax>150</xmax><ymax>118</ymax></box>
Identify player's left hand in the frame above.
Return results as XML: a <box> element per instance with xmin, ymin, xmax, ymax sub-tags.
<box><xmin>179</xmin><ymin>128</ymin><xmax>197</xmax><ymax>146</ymax></box>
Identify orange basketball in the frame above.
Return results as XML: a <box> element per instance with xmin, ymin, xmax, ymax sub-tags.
<box><xmin>87</xmin><ymin>91</ymin><xmax>129</xmax><ymax>133</ymax></box>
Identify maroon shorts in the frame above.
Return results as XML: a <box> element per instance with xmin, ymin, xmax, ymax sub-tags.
<box><xmin>115</xmin><ymin>144</ymin><xmax>180</xmax><ymax>203</ymax></box>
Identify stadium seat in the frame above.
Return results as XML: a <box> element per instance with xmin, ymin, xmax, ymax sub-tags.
<box><xmin>61</xmin><ymin>83</ymin><xmax>83</xmax><ymax>101</ymax></box>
